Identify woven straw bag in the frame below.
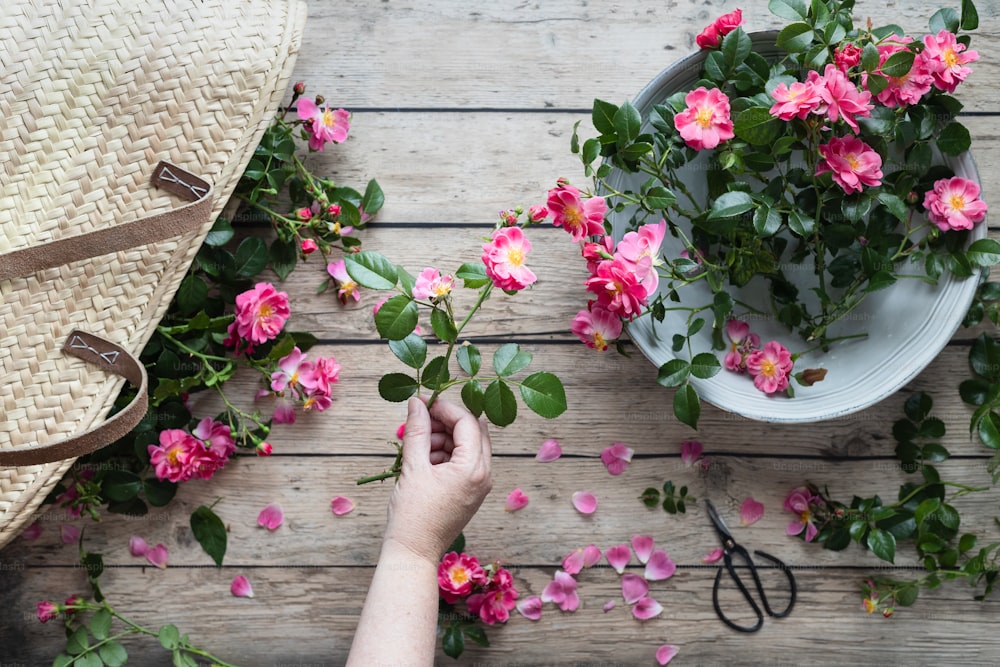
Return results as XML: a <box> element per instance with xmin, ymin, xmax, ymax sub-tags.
<box><xmin>0</xmin><ymin>0</ymin><xmax>307</xmax><ymax>548</ymax></box>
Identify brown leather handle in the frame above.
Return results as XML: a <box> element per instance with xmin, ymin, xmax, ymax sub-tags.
<box><xmin>0</xmin><ymin>162</ymin><xmax>214</xmax><ymax>465</ymax></box>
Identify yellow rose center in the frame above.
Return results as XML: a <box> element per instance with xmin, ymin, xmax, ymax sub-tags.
<box><xmin>800</xmin><ymin>509</ymin><xmax>811</xmax><ymax>524</ymax></box>
<box><xmin>451</xmin><ymin>567</ymin><xmax>469</xmax><ymax>585</ymax></box>
<box><xmin>433</xmin><ymin>283</ymin><xmax>452</xmax><ymax>297</ymax></box>
<box><xmin>759</xmin><ymin>358</ymin><xmax>776</xmax><ymax>378</ymax></box>
<box><xmin>321</xmin><ymin>108</ymin><xmax>337</xmax><ymax>128</ymax></box>
<box><xmin>563</xmin><ymin>206</ymin><xmax>583</xmax><ymax>229</ymax></box>
<box><xmin>593</xmin><ymin>332</ymin><xmax>607</xmax><ymax>351</ymax></box>
<box><xmin>944</xmin><ymin>47</ymin><xmax>960</xmax><ymax>68</ymax></box>
<box><xmin>695</xmin><ymin>107</ymin><xmax>714</xmax><ymax>129</ymax></box>
<box><xmin>846</xmin><ymin>153</ymin><xmax>860</xmax><ymax>170</ymax></box>
<box><xmin>167</xmin><ymin>446</ymin><xmax>182</xmax><ymax>466</ymax></box>
<box><xmin>506</xmin><ymin>247</ymin><xmax>525</xmax><ymax>267</ymax></box>
<box><xmin>948</xmin><ymin>193</ymin><xmax>966</xmax><ymax>211</ymax></box>
<box><xmin>259</xmin><ymin>303</ymin><xmax>274</xmax><ymax>319</ymax></box>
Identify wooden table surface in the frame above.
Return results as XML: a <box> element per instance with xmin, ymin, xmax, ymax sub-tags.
<box><xmin>4</xmin><ymin>0</ymin><xmax>1000</xmax><ymax>664</ymax></box>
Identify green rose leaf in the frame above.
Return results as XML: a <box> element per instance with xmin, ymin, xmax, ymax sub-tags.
<box><xmin>592</xmin><ymin>98</ymin><xmax>619</xmax><ymax>135</ymax></box>
<box><xmin>966</xmin><ymin>239</ymin><xmax>1000</xmax><ymax>268</ymax></box>
<box><xmin>463</xmin><ymin>624</ymin><xmax>490</xmax><ymax>648</ymax></box>
<box><xmin>379</xmin><ymin>373</ymin><xmax>419</xmax><ymax>402</ymax></box>
<box><xmin>456</xmin><ymin>262</ymin><xmax>491</xmax><ymax>289</ymax></box>
<box><xmin>421</xmin><ymin>355</ymin><xmax>451</xmax><ymax>390</ymax></box>
<box><xmin>929</xmin><ymin>7</ymin><xmax>960</xmax><ymax>34</ymax></box>
<box><xmin>657</xmin><ymin>358</ymin><xmax>691</xmax><ymax>388</ymax></box>
<box><xmin>77</xmin><ymin>653</ymin><xmax>102</xmax><ymax>667</ymax></box>
<box><xmin>90</xmin><ymin>608</ymin><xmax>112</xmax><ymax>641</ymax></box>
<box><xmin>722</xmin><ymin>28</ymin><xmax>752</xmax><ymax>70</ymax></box>
<box><xmin>753</xmin><ymin>206</ymin><xmax>783</xmax><ymax>237</ymax></box>
<box><xmin>880</xmin><ymin>50</ymin><xmax>915</xmax><ymax>79</ymax></box>
<box><xmin>203</xmin><ymin>217</ymin><xmax>235</xmax><ymax>247</ymax></box>
<box><xmin>673</xmin><ymin>383</ymin><xmax>701</xmax><ymax>430</ymax></box>
<box><xmin>644</xmin><ymin>186</ymin><xmax>677</xmax><ymax>210</ymax></box>
<box><xmin>99</xmin><ymin>641</ymin><xmax>129</xmax><ymax>667</ymax></box>
<box><xmin>768</xmin><ymin>0</ymin><xmax>808</xmax><ymax>20</ymax></box>
<box><xmin>493</xmin><ymin>343</ymin><xmax>533</xmax><ymax>377</ymax></box>
<box><xmin>457</xmin><ymin>344</ymin><xmax>482</xmax><ymax>376</ymax></box>
<box><xmin>361</xmin><ymin>179</ymin><xmax>385</xmax><ymax>216</ymax></box>
<box><xmin>388</xmin><ymin>333</ymin><xmax>427</xmax><ymax>369</ymax></box>
<box><xmin>690</xmin><ymin>352</ymin><xmax>722</xmax><ymax>379</ymax></box>
<box><xmin>970</xmin><ymin>333</ymin><xmax>1000</xmax><ymax>381</ymax></box>
<box><xmin>143</xmin><ymin>478</ymin><xmax>178</xmax><ymax>508</ymax></box>
<box><xmin>614</xmin><ymin>100</ymin><xmax>641</xmax><ymax>145</ymax></box>
<box><xmin>269</xmin><ymin>237</ymin><xmax>298</xmax><ymax>281</ymax></box>
<box><xmin>484</xmin><ymin>380</ymin><xmax>517</xmax><ymax>427</ymax></box>
<box><xmin>866</xmin><ymin>528</ymin><xmax>896</xmax><ymax>563</ymax></box>
<box><xmin>937</xmin><ymin>121</ymin><xmax>972</xmax><ymax>156</ymax></box>
<box><xmin>734</xmin><ymin>106</ymin><xmax>783</xmax><ymax>146</ymax></box>
<box><xmin>442</xmin><ymin>624</ymin><xmax>465</xmax><ymax>659</ymax></box>
<box><xmin>66</xmin><ymin>627</ymin><xmax>90</xmax><ymax>655</ymax></box>
<box><xmin>461</xmin><ymin>379</ymin><xmax>486</xmax><ymax>417</ymax></box>
<box><xmin>895</xmin><ymin>585</ymin><xmax>919</xmax><ymax>607</ymax></box>
<box><xmin>430</xmin><ymin>307</ymin><xmax>458</xmax><ymax>343</ymax></box>
<box><xmin>234</xmin><ymin>236</ymin><xmax>269</xmax><ymax>277</ymax></box>
<box><xmin>709</xmin><ymin>191</ymin><xmax>754</xmax><ymax>220</ymax></box>
<box><xmin>53</xmin><ymin>655</ymin><xmax>74</xmax><ymax>667</ymax></box>
<box><xmin>519</xmin><ymin>372</ymin><xmax>567</xmax><ymax>419</ymax></box>
<box><xmin>374</xmin><ymin>294</ymin><xmax>419</xmax><ymax>341</ymax></box>
<box><xmin>961</xmin><ymin>0</ymin><xmax>979</xmax><ymax>30</ymax></box>
<box><xmin>787</xmin><ymin>210</ymin><xmax>815</xmax><ymax>237</ymax></box>
<box><xmin>190</xmin><ymin>505</ymin><xmax>227</xmax><ymax>567</ymax></box>
<box><xmin>344</xmin><ymin>250</ymin><xmax>398</xmax><ymax>290</ymax></box>
<box><xmin>101</xmin><ymin>471</ymin><xmax>143</xmax><ymax>503</ymax></box>
<box><xmin>176</xmin><ymin>274</ymin><xmax>209</xmax><ymax>315</ymax></box>
<box><xmin>776</xmin><ymin>22</ymin><xmax>814</xmax><ymax>52</ymax></box>
<box><xmin>158</xmin><ymin>625</ymin><xmax>181</xmax><ymax>650</ymax></box>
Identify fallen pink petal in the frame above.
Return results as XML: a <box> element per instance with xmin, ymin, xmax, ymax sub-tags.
<box><xmin>621</xmin><ymin>573</ymin><xmax>650</xmax><ymax>605</ymax></box>
<box><xmin>633</xmin><ymin>596</ymin><xmax>664</xmax><ymax>620</ymax></box>
<box><xmin>563</xmin><ymin>544</ymin><xmax>602</xmax><ymax>574</ymax></box>
<box><xmin>257</xmin><ymin>502</ymin><xmax>285</xmax><ymax>531</ymax></box>
<box><xmin>632</xmin><ymin>535</ymin><xmax>655</xmax><ymax>564</ymax></box>
<box><xmin>231</xmin><ymin>575</ymin><xmax>254</xmax><ymax>598</ymax></box>
<box><xmin>129</xmin><ymin>535</ymin><xmax>149</xmax><ymax>557</ymax></box>
<box><xmin>680</xmin><ymin>439</ymin><xmax>703</xmax><ymax>466</ymax></box>
<box><xmin>536</xmin><ymin>438</ymin><xmax>563</xmax><ymax>462</ymax></box>
<box><xmin>331</xmin><ymin>496</ymin><xmax>355</xmax><ymax>516</ymax></box>
<box><xmin>572</xmin><ymin>491</ymin><xmax>598</xmax><ymax>515</ymax></box>
<box><xmin>702</xmin><ymin>548</ymin><xmax>724</xmax><ymax>564</ymax></box>
<box><xmin>603</xmin><ymin>600</ymin><xmax>616</xmax><ymax>613</ymax></box>
<box><xmin>516</xmin><ymin>596</ymin><xmax>543</xmax><ymax>621</ymax></box>
<box><xmin>605</xmin><ymin>544</ymin><xmax>631</xmax><ymax>574</ymax></box>
<box><xmin>740</xmin><ymin>497</ymin><xmax>765</xmax><ymax>526</ymax></box>
<box><xmin>600</xmin><ymin>442</ymin><xmax>635</xmax><ymax>476</ymax></box>
<box><xmin>60</xmin><ymin>524</ymin><xmax>79</xmax><ymax>544</ymax></box>
<box><xmin>505</xmin><ymin>488</ymin><xmax>530</xmax><ymax>512</ymax></box>
<box><xmin>145</xmin><ymin>544</ymin><xmax>169</xmax><ymax>570</ymax></box>
<box><xmin>20</xmin><ymin>522</ymin><xmax>42</xmax><ymax>541</ymax></box>
<box><xmin>645</xmin><ymin>549</ymin><xmax>677</xmax><ymax>581</ymax></box>
<box><xmin>541</xmin><ymin>570</ymin><xmax>580</xmax><ymax>612</ymax></box>
<box><xmin>656</xmin><ymin>644</ymin><xmax>680</xmax><ymax>665</ymax></box>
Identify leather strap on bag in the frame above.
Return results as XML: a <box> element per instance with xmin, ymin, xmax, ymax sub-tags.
<box><xmin>0</xmin><ymin>162</ymin><xmax>214</xmax><ymax>466</ymax></box>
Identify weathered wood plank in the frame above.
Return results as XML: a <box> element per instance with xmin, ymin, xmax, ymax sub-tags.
<box><xmin>6</xmin><ymin>456</ymin><xmax>996</xmax><ymax>569</ymax></box>
<box><xmin>299</xmin><ymin>0</ymin><xmax>1000</xmax><ymax>112</ymax></box>
<box><xmin>3</xmin><ymin>564</ymin><xmax>999</xmax><ymax>665</ymax></box>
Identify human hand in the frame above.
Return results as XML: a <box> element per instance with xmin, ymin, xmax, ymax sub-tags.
<box><xmin>382</xmin><ymin>397</ymin><xmax>493</xmax><ymax>564</ymax></box>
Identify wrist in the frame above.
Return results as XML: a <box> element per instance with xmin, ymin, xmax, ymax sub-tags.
<box><xmin>380</xmin><ymin>535</ymin><xmax>443</xmax><ymax>571</ymax></box>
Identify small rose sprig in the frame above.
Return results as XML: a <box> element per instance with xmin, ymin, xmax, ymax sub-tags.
<box><xmin>348</xmin><ymin>209</ymin><xmax>568</xmax><ymax>484</ymax></box>
<box><xmin>640</xmin><ymin>480</ymin><xmax>697</xmax><ymax>515</ymax></box>
<box><xmin>786</xmin><ymin>392</ymin><xmax>1000</xmax><ymax>614</ymax></box>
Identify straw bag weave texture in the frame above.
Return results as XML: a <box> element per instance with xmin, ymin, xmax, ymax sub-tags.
<box><xmin>0</xmin><ymin>0</ymin><xmax>307</xmax><ymax>548</ymax></box>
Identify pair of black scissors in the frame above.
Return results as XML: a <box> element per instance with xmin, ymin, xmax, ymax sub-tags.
<box><xmin>705</xmin><ymin>499</ymin><xmax>797</xmax><ymax>632</ymax></box>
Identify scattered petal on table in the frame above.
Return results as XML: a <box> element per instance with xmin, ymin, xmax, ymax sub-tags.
<box><xmin>541</xmin><ymin>570</ymin><xmax>580</xmax><ymax>612</ymax></box>
<box><xmin>60</xmin><ymin>524</ymin><xmax>79</xmax><ymax>544</ymax></box>
<box><xmin>605</xmin><ymin>544</ymin><xmax>631</xmax><ymax>574</ymax></box>
<box><xmin>631</xmin><ymin>535</ymin><xmax>655</xmax><ymax>564</ymax></box>
<box><xmin>516</xmin><ymin>596</ymin><xmax>543</xmax><ymax>620</ymax></box>
<box><xmin>257</xmin><ymin>502</ymin><xmax>284</xmax><ymax>530</ymax></box>
<box><xmin>331</xmin><ymin>496</ymin><xmax>355</xmax><ymax>516</ymax></box>
<box><xmin>231</xmin><ymin>575</ymin><xmax>254</xmax><ymax>598</ymax></box>
<box><xmin>656</xmin><ymin>644</ymin><xmax>680</xmax><ymax>665</ymax></box>
<box><xmin>129</xmin><ymin>535</ymin><xmax>149</xmax><ymax>557</ymax></box>
<box><xmin>701</xmin><ymin>547</ymin><xmax>724</xmax><ymax>564</ymax></box>
<box><xmin>143</xmin><ymin>544</ymin><xmax>169</xmax><ymax>569</ymax></box>
<box><xmin>633</xmin><ymin>596</ymin><xmax>664</xmax><ymax>620</ymax></box>
<box><xmin>536</xmin><ymin>438</ymin><xmax>563</xmax><ymax>462</ymax></box>
<box><xmin>645</xmin><ymin>549</ymin><xmax>677</xmax><ymax>581</ymax></box>
<box><xmin>562</xmin><ymin>544</ymin><xmax>602</xmax><ymax>574</ymax></box>
<box><xmin>505</xmin><ymin>488</ymin><xmax>529</xmax><ymax>512</ymax></box>
<box><xmin>740</xmin><ymin>497</ymin><xmax>765</xmax><ymax>526</ymax></box>
<box><xmin>20</xmin><ymin>522</ymin><xmax>42</xmax><ymax>541</ymax></box>
<box><xmin>621</xmin><ymin>573</ymin><xmax>650</xmax><ymax>605</ymax></box>
<box><xmin>600</xmin><ymin>442</ymin><xmax>634</xmax><ymax>475</ymax></box>
<box><xmin>680</xmin><ymin>440</ymin><xmax>703</xmax><ymax>466</ymax></box>
<box><xmin>602</xmin><ymin>600</ymin><xmax>616</xmax><ymax>613</ymax></box>
<box><xmin>571</xmin><ymin>491</ymin><xmax>598</xmax><ymax>515</ymax></box>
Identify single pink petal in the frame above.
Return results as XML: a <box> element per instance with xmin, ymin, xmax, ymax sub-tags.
<box><xmin>541</xmin><ymin>570</ymin><xmax>580</xmax><ymax>612</ymax></box>
<box><xmin>516</xmin><ymin>596</ymin><xmax>542</xmax><ymax>620</ymax></box>
<box><xmin>231</xmin><ymin>575</ymin><xmax>254</xmax><ymax>598</ymax></box>
<box><xmin>562</xmin><ymin>549</ymin><xmax>585</xmax><ymax>575</ymax></box>
<box><xmin>600</xmin><ymin>442</ymin><xmax>635</xmax><ymax>476</ymax></box>
<box><xmin>632</xmin><ymin>535</ymin><xmax>655</xmax><ymax>564</ymax></box>
<box><xmin>129</xmin><ymin>535</ymin><xmax>149</xmax><ymax>557</ymax></box>
<box><xmin>606</xmin><ymin>544</ymin><xmax>632</xmax><ymax>574</ymax></box>
<box><xmin>331</xmin><ymin>496</ymin><xmax>355</xmax><ymax>516</ymax></box>
<box><xmin>20</xmin><ymin>522</ymin><xmax>42</xmax><ymax>541</ymax></box>
<box><xmin>645</xmin><ymin>549</ymin><xmax>677</xmax><ymax>581</ymax></box>
<box><xmin>257</xmin><ymin>503</ymin><xmax>284</xmax><ymax>531</ymax></box>
<box><xmin>621</xmin><ymin>573</ymin><xmax>650</xmax><ymax>605</ymax></box>
<box><xmin>740</xmin><ymin>497</ymin><xmax>765</xmax><ymax>526</ymax></box>
<box><xmin>656</xmin><ymin>644</ymin><xmax>680</xmax><ymax>665</ymax></box>
<box><xmin>536</xmin><ymin>438</ymin><xmax>563</xmax><ymax>462</ymax></box>
<box><xmin>571</xmin><ymin>491</ymin><xmax>598</xmax><ymax>515</ymax></box>
<box><xmin>633</xmin><ymin>596</ymin><xmax>664</xmax><ymax>620</ymax></box>
<box><xmin>603</xmin><ymin>600</ymin><xmax>616</xmax><ymax>613</ymax></box>
<box><xmin>395</xmin><ymin>422</ymin><xmax>406</xmax><ymax>440</ymax></box>
<box><xmin>582</xmin><ymin>544</ymin><xmax>602</xmax><ymax>568</ymax></box>
<box><xmin>680</xmin><ymin>440</ymin><xmax>703</xmax><ymax>466</ymax></box>
<box><xmin>145</xmin><ymin>544</ymin><xmax>169</xmax><ymax>570</ymax></box>
<box><xmin>60</xmin><ymin>524</ymin><xmax>80</xmax><ymax>544</ymax></box>
<box><xmin>505</xmin><ymin>488</ymin><xmax>529</xmax><ymax>512</ymax></box>
<box><xmin>701</xmin><ymin>548</ymin><xmax>724</xmax><ymax>564</ymax></box>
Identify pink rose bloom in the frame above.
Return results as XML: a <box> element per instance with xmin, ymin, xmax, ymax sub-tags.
<box><xmin>482</xmin><ymin>226</ymin><xmax>537</xmax><ymax>291</ymax></box>
<box><xmin>785</xmin><ymin>486</ymin><xmax>821</xmax><ymax>542</ymax></box>
<box><xmin>438</xmin><ymin>551</ymin><xmax>486</xmax><ymax>603</ymax></box>
<box><xmin>816</xmin><ymin>64</ymin><xmax>872</xmax><ymax>134</ymax></box>
<box><xmin>769</xmin><ymin>77</ymin><xmax>824</xmax><ymax>121</ymax></box>
<box><xmin>36</xmin><ymin>601</ymin><xmax>59</xmax><ymax>623</ymax></box>
<box><xmin>271</xmin><ymin>347</ymin><xmax>312</xmax><ymax>394</ymax></box>
<box><xmin>922</xmin><ymin>30</ymin><xmax>979</xmax><ymax>93</ymax></box>
<box><xmin>923</xmin><ymin>177</ymin><xmax>988</xmax><ymax>232</ymax></box>
<box><xmin>868</xmin><ymin>37</ymin><xmax>933</xmax><ymax>108</ymax></box>
<box><xmin>528</xmin><ymin>205</ymin><xmax>548</xmax><ymax>222</ymax></box>
<box><xmin>547</xmin><ymin>185</ymin><xmax>607</xmax><ymax>242</ymax></box>
<box><xmin>745</xmin><ymin>340</ymin><xmax>794</xmax><ymax>394</ymax></box>
<box><xmin>192</xmin><ymin>417</ymin><xmax>236</xmax><ymax>463</ymax></box>
<box><xmin>674</xmin><ymin>87</ymin><xmax>735</xmax><ymax>151</ymax></box>
<box><xmin>467</xmin><ymin>567</ymin><xmax>518</xmax><ymax>624</ymax></box>
<box><xmin>228</xmin><ymin>282</ymin><xmax>290</xmax><ymax>347</ymax></box>
<box><xmin>412</xmin><ymin>267</ymin><xmax>455</xmax><ymax>301</ymax></box>
<box><xmin>301</xmin><ymin>356</ymin><xmax>341</xmax><ymax>397</ymax></box>
<box><xmin>296</xmin><ymin>98</ymin><xmax>350</xmax><ymax>150</ymax></box>
<box><xmin>695</xmin><ymin>8</ymin><xmax>743</xmax><ymax>50</ymax></box>
<box><xmin>327</xmin><ymin>259</ymin><xmax>362</xmax><ymax>305</ymax></box>
<box><xmin>816</xmin><ymin>136</ymin><xmax>883</xmax><ymax>194</ymax></box>
<box><xmin>148</xmin><ymin>429</ymin><xmax>202</xmax><ymax>483</ymax></box>
<box><xmin>615</xmin><ymin>220</ymin><xmax>666</xmax><ymax>297</ymax></box>
<box><xmin>583</xmin><ymin>235</ymin><xmax>616</xmax><ymax>274</ymax></box>
<box><xmin>834</xmin><ymin>43</ymin><xmax>862</xmax><ymax>71</ymax></box>
<box><xmin>571</xmin><ymin>306</ymin><xmax>623</xmax><ymax>351</ymax></box>
<box><xmin>585</xmin><ymin>256</ymin><xmax>648</xmax><ymax>319</ymax></box>
<box><xmin>300</xmin><ymin>238</ymin><xmax>318</xmax><ymax>255</ymax></box>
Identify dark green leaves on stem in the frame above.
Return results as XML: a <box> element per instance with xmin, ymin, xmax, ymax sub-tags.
<box><xmin>344</xmin><ymin>250</ymin><xmax>398</xmax><ymax>290</ymax></box>
<box><xmin>190</xmin><ymin>505</ymin><xmax>227</xmax><ymax>567</ymax></box>
<box><xmin>374</xmin><ymin>295</ymin><xmax>419</xmax><ymax>340</ymax></box>
<box><xmin>519</xmin><ymin>372</ymin><xmax>567</xmax><ymax>419</ymax></box>
<box><xmin>484</xmin><ymin>380</ymin><xmax>517</xmax><ymax>427</ymax></box>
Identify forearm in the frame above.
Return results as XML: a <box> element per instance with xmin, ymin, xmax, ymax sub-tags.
<box><xmin>346</xmin><ymin>538</ymin><xmax>440</xmax><ymax>666</ymax></box>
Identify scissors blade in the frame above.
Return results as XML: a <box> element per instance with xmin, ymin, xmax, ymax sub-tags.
<box><xmin>705</xmin><ymin>499</ymin><xmax>734</xmax><ymax>543</ymax></box>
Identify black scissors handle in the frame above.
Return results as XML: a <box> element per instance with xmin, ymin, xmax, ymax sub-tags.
<box><xmin>712</xmin><ymin>545</ymin><xmax>797</xmax><ymax>633</ymax></box>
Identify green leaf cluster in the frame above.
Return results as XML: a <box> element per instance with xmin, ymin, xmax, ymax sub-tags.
<box><xmin>640</xmin><ymin>480</ymin><xmax>696</xmax><ymax>514</ymax></box>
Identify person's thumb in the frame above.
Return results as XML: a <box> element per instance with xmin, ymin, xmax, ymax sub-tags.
<box><xmin>400</xmin><ymin>397</ymin><xmax>431</xmax><ymax>470</ymax></box>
